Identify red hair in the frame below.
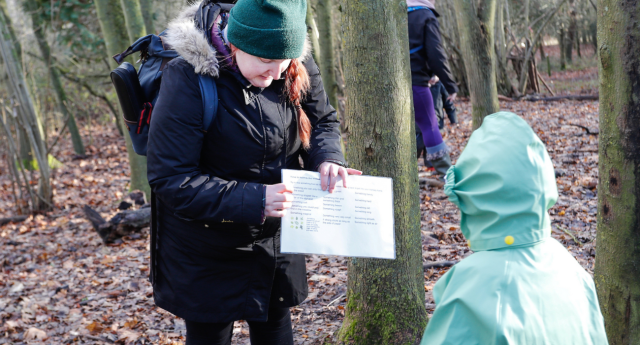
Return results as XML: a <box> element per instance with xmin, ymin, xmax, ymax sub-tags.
<box><xmin>284</xmin><ymin>59</ymin><xmax>311</xmax><ymax>149</ymax></box>
<box><xmin>228</xmin><ymin>45</ymin><xmax>311</xmax><ymax>149</ymax></box>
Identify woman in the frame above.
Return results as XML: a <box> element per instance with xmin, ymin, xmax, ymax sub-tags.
<box><xmin>146</xmin><ymin>1</ymin><xmax>359</xmax><ymax>344</ymax></box>
<box><xmin>407</xmin><ymin>0</ymin><xmax>458</xmax><ymax>178</ymax></box>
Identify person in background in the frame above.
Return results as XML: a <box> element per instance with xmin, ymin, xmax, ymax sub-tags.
<box><xmin>407</xmin><ymin>0</ymin><xmax>458</xmax><ymax>179</ymax></box>
<box><xmin>428</xmin><ymin>75</ymin><xmax>457</xmax><ymax>130</ymax></box>
<box><xmin>421</xmin><ymin>112</ymin><xmax>608</xmax><ymax>345</ymax></box>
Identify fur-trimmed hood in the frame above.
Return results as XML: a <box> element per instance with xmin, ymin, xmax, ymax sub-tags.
<box><xmin>164</xmin><ymin>4</ymin><xmax>312</xmax><ymax>78</ymax></box>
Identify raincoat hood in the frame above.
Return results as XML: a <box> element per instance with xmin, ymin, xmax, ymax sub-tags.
<box><xmin>444</xmin><ymin>112</ymin><xmax>558</xmax><ymax>251</ymax></box>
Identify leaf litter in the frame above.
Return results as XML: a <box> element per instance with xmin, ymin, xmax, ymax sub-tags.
<box><xmin>1</xmin><ymin>97</ymin><xmax>599</xmax><ymax>344</ymax></box>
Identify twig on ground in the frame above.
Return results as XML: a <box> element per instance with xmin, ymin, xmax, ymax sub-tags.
<box><xmin>566</xmin><ymin>123</ymin><xmax>599</xmax><ymax>135</ymax></box>
<box><xmin>556</xmin><ymin>226</ymin><xmax>584</xmax><ymax>247</ymax></box>
<box><xmin>326</xmin><ymin>294</ymin><xmax>345</xmax><ymax>307</ymax></box>
<box><xmin>0</xmin><ymin>215</ymin><xmax>28</xmax><ymax>226</ymax></box>
<box><xmin>423</xmin><ymin>261</ymin><xmax>457</xmax><ymax>269</ymax></box>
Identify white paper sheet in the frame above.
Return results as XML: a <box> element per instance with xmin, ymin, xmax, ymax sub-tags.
<box><xmin>280</xmin><ymin>169</ymin><xmax>395</xmax><ymax>259</ymax></box>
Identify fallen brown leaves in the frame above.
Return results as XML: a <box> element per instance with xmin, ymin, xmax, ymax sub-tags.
<box><xmin>0</xmin><ymin>84</ymin><xmax>599</xmax><ymax>344</ymax></box>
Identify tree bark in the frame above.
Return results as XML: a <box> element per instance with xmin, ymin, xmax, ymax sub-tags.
<box><xmin>305</xmin><ymin>0</ymin><xmax>321</xmax><ymax>64</ymax></box>
<box><xmin>120</xmin><ymin>0</ymin><xmax>147</xmax><ymax>41</ymax></box>
<box><xmin>453</xmin><ymin>0</ymin><xmax>500</xmax><ymax>129</ymax></box>
<box><xmin>95</xmin><ymin>0</ymin><xmax>150</xmax><ymax>199</ymax></box>
<box><xmin>0</xmin><ymin>6</ymin><xmax>52</xmax><ymax>211</ymax></box>
<box><xmin>138</xmin><ymin>0</ymin><xmax>154</xmax><ymax>35</ymax></box>
<box><xmin>565</xmin><ymin>0</ymin><xmax>576</xmax><ymax>63</ymax></box>
<box><xmin>337</xmin><ymin>1</ymin><xmax>427</xmax><ymax>344</ymax></box>
<box><xmin>560</xmin><ymin>27</ymin><xmax>567</xmax><ymax>70</ymax></box>
<box><xmin>594</xmin><ymin>0</ymin><xmax>640</xmax><ymax>343</ymax></box>
<box><xmin>24</xmin><ymin>1</ymin><xmax>85</xmax><ymax>156</ymax></box>
<box><xmin>315</xmin><ymin>0</ymin><xmax>338</xmax><ymax>112</ymax></box>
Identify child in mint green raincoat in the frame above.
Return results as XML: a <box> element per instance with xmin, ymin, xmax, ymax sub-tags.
<box><xmin>421</xmin><ymin>112</ymin><xmax>608</xmax><ymax>345</ymax></box>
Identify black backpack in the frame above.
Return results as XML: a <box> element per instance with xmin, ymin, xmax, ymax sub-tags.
<box><xmin>110</xmin><ymin>1</ymin><xmax>234</xmax><ymax>156</ymax></box>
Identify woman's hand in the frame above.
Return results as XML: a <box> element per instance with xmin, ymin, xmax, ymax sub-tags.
<box><xmin>447</xmin><ymin>92</ymin><xmax>457</xmax><ymax>102</ymax></box>
<box><xmin>318</xmin><ymin>162</ymin><xmax>363</xmax><ymax>193</ymax></box>
<box><xmin>265</xmin><ymin>183</ymin><xmax>293</xmax><ymax>218</ymax></box>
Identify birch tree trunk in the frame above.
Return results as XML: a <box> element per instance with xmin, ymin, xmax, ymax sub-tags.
<box><xmin>453</xmin><ymin>0</ymin><xmax>499</xmax><ymax>129</ymax></box>
<box><xmin>337</xmin><ymin>0</ymin><xmax>427</xmax><ymax>343</ymax></box>
<box><xmin>0</xmin><ymin>7</ymin><xmax>51</xmax><ymax>210</ymax></box>
<box><xmin>95</xmin><ymin>0</ymin><xmax>150</xmax><ymax>199</ymax></box>
<box><xmin>24</xmin><ymin>1</ymin><xmax>85</xmax><ymax>156</ymax></box>
<box><xmin>593</xmin><ymin>0</ymin><xmax>640</xmax><ymax>343</ymax></box>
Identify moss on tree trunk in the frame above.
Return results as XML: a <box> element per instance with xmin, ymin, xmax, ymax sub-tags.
<box><xmin>95</xmin><ymin>0</ymin><xmax>150</xmax><ymax>199</ymax></box>
<box><xmin>453</xmin><ymin>0</ymin><xmax>500</xmax><ymax>129</ymax></box>
<box><xmin>593</xmin><ymin>0</ymin><xmax>640</xmax><ymax>343</ymax></box>
<box><xmin>336</xmin><ymin>1</ymin><xmax>427</xmax><ymax>344</ymax></box>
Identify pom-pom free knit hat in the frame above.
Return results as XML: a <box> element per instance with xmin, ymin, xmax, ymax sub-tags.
<box><xmin>227</xmin><ymin>0</ymin><xmax>308</xmax><ymax>60</ymax></box>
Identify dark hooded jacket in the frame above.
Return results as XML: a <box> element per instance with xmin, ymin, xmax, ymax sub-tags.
<box><xmin>408</xmin><ymin>6</ymin><xmax>458</xmax><ymax>94</ymax></box>
<box><xmin>146</xmin><ymin>4</ymin><xmax>345</xmax><ymax>323</ymax></box>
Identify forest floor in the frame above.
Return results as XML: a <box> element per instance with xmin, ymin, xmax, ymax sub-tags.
<box><xmin>0</xmin><ymin>64</ymin><xmax>599</xmax><ymax>344</ymax></box>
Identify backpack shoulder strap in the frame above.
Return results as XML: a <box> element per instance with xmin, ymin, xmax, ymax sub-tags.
<box><xmin>198</xmin><ymin>74</ymin><xmax>218</xmax><ymax>132</ymax></box>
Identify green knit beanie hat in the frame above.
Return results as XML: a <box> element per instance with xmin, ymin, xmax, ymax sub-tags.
<box><xmin>227</xmin><ymin>0</ymin><xmax>308</xmax><ymax>60</ymax></box>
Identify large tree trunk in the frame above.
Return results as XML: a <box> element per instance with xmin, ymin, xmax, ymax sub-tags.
<box><xmin>24</xmin><ymin>1</ymin><xmax>85</xmax><ymax>156</ymax></box>
<box><xmin>95</xmin><ymin>0</ymin><xmax>150</xmax><ymax>199</ymax></box>
<box><xmin>315</xmin><ymin>0</ymin><xmax>338</xmax><ymax>112</ymax></box>
<box><xmin>593</xmin><ymin>0</ymin><xmax>640</xmax><ymax>343</ymax></box>
<box><xmin>0</xmin><ymin>7</ymin><xmax>51</xmax><ymax>211</ymax></box>
<box><xmin>337</xmin><ymin>1</ymin><xmax>427</xmax><ymax>344</ymax></box>
<box><xmin>453</xmin><ymin>0</ymin><xmax>500</xmax><ymax>129</ymax></box>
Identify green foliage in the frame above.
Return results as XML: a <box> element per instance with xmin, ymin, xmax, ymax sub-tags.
<box><xmin>19</xmin><ymin>154</ymin><xmax>64</xmax><ymax>171</ymax></box>
<box><xmin>30</xmin><ymin>0</ymin><xmax>105</xmax><ymax>61</ymax></box>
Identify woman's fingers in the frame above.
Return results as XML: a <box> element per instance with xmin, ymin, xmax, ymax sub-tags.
<box><xmin>328</xmin><ymin>164</ymin><xmax>340</xmax><ymax>193</ymax></box>
<box><xmin>338</xmin><ymin>167</ymin><xmax>349</xmax><ymax>188</ymax></box>
<box><xmin>346</xmin><ymin>168</ymin><xmax>363</xmax><ymax>175</ymax></box>
<box><xmin>272</xmin><ymin>193</ymin><xmax>294</xmax><ymax>202</ymax></box>
<box><xmin>269</xmin><ymin>201</ymin><xmax>292</xmax><ymax>210</ymax></box>
<box><xmin>265</xmin><ymin>208</ymin><xmax>289</xmax><ymax>218</ymax></box>
<box><xmin>319</xmin><ymin>163</ymin><xmax>330</xmax><ymax>191</ymax></box>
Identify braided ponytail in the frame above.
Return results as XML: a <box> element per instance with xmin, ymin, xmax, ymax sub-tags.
<box><xmin>285</xmin><ymin>59</ymin><xmax>311</xmax><ymax>149</ymax></box>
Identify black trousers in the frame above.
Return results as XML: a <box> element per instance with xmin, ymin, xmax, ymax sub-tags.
<box><xmin>185</xmin><ymin>307</ymin><xmax>293</xmax><ymax>345</ymax></box>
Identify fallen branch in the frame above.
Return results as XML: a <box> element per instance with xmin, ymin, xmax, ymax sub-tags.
<box><xmin>556</xmin><ymin>226</ymin><xmax>584</xmax><ymax>247</ymax></box>
<box><xmin>537</xmin><ymin>73</ymin><xmax>556</xmax><ymax>96</ymax></box>
<box><xmin>566</xmin><ymin>123</ymin><xmax>599</xmax><ymax>135</ymax></box>
<box><xmin>326</xmin><ymin>294</ymin><xmax>345</xmax><ymax>307</ymax></box>
<box><xmin>82</xmin><ymin>205</ymin><xmax>150</xmax><ymax>244</ymax></box>
<box><xmin>0</xmin><ymin>215</ymin><xmax>28</xmax><ymax>226</ymax></box>
<box><xmin>423</xmin><ymin>260</ymin><xmax>457</xmax><ymax>269</ymax></box>
<box><xmin>523</xmin><ymin>94</ymin><xmax>599</xmax><ymax>102</ymax></box>
<box><xmin>419</xmin><ymin>178</ymin><xmax>445</xmax><ymax>188</ymax></box>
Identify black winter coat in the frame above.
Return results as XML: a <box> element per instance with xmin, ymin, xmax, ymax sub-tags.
<box><xmin>146</xmin><ymin>4</ymin><xmax>344</xmax><ymax>323</ymax></box>
<box><xmin>408</xmin><ymin>7</ymin><xmax>459</xmax><ymax>95</ymax></box>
